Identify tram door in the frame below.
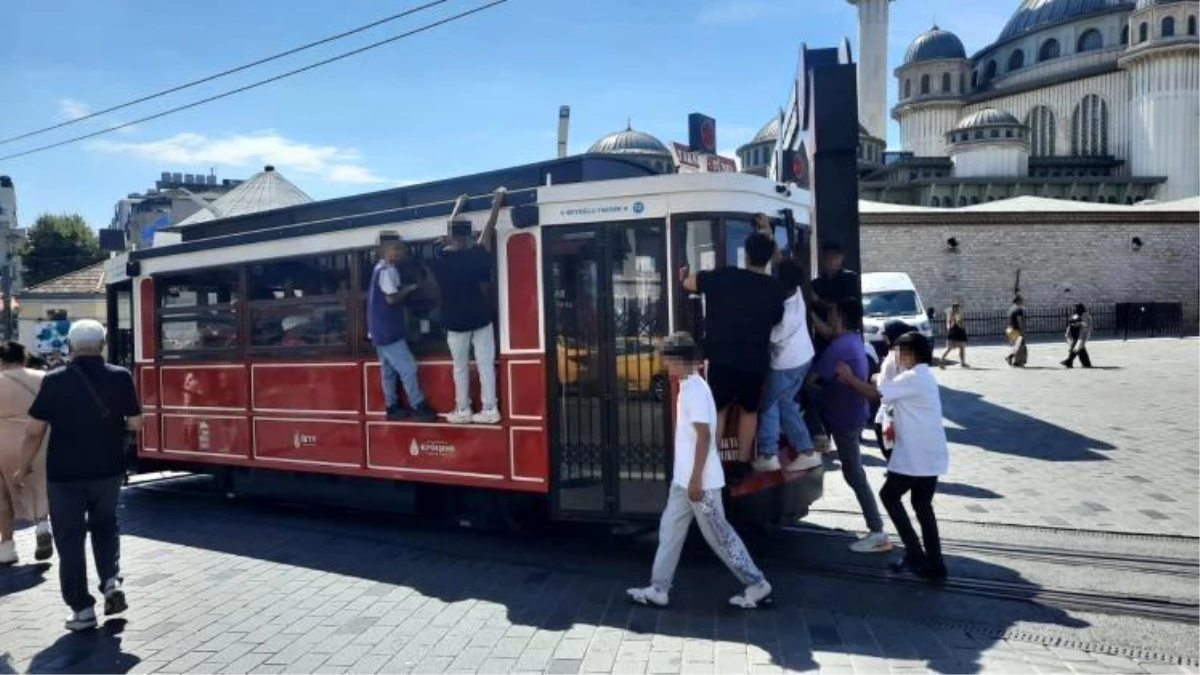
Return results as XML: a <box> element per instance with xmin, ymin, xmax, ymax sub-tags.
<box><xmin>545</xmin><ymin>221</ymin><xmax>672</xmax><ymax>519</ymax></box>
<box><xmin>106</xmin><ymin>279</ymin><xmax>135</xmax><ymax>368</ymax></box>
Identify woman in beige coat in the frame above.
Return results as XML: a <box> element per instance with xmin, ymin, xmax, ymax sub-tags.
<box><xmin>0</xmin><ymin>341</ymin><xmax>51</xmax><ymax>565</ymax></box>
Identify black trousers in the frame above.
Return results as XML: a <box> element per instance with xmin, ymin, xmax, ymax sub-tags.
<box><xmin>1064</xmin><ymin>341</ymin><xmax>1092</xmax><ymax>368</ymax></box>
<box><xmin>47</xmin><ymin>476</ymin><xmax>123</xmax><ymax>611</ymax></box>
<box><xmin>879</xmin><ymin>472</ymin><xmax>941</xmax><ymax>564</ymax></box>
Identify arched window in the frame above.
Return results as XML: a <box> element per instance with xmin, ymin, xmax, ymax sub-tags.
<box><xmin>1189</xmin><ymin>16</ymin><xmax>1197</xmax><ymax>36</ymax></box>
<box><xmin>920</xmin><ymin>73</ymin><xmax>931</xmax><ymax>94</ymax></box>
<box><xmin>1121</xmin><ymin>24</ymin><xmax>1129</xmax><ymax>45</ymax></box>
<box><xmin>1008</xmin><ymin>50</ymin><xmax>1025</xmax><ymax>71</ymax></box>
<box><xmin>959</xmin><ymin>72</ymin><xmax>966</xmax><ymax>92</ymax></box>
<box><xmin>1162</xmin><ymin>16</ymin><xmax>1176</xmax><ymax>38</ymax></box>
<box><xmin>1139</xmin><ymin>22</ymin><xmax>1148</xmax><ymax>42</ymax></box>
<box><xmin>1039</xmin><ymin>38</ymin><xmax>1061</xmax><ymax>61</ymax></box>
<box><xmin>1077</xmin><ymin>29</ymin><xmax>1103</xmax><ymax>52</ymax></box>
<box><xmin>931</xmin><ymin>196</ymin><xmax>941</xmax><ymax>207</ymax></box>
<box><xmin>1072</xmin><ymin>94</ymin><xmax>1110</xmax><ymax>156</ymax></box>
<box><xmin>904</xmin><ymin>79</ymin><xmax>912</xmax><ymax>98</ymax></box>
<box><xmin>971</xmin><ymin>71</ymin><xmax>979</xmax><ymax>89</ymax></box>
<box><xmin>1026</xmin><ymin>106</ymin><xmax>1057</xmax><ymax>157</ymax></box>
<box><xmin>971</xmin><ymin>196</ymin><xmax>980</xmax><ymax>205</ymax></box>
<box><xmin>959</xmin><ymin>196</ymin><xmax>968</xmax><ymax>207</ymax></box>
<box><xmin>984</xmin><ymin>60</ymin><xmax>997</xmax><ymax>82</ymax></box>
<box><xmin>942</xmin><ymin>72</ymin><xmax>952</xmax><ymax>93</ymax></box>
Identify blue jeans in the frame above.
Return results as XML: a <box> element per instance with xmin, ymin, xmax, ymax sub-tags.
<box><xmin>756</xmin><ymin>361</ymin><xmax>814</xmax><ymax>458</ymax></box>
<box><xmin>377</xmin><ymin>340</ymin><xmax>425</xmax><ymax>410</ymax></box>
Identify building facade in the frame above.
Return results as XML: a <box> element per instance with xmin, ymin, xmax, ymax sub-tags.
<box><xmin>111</xmin><ymin>171</ymin><xmax>244</xmax><ymax>249</ymax></box>
<box><xmin>0</xmin><ymin>176</ymin><xmax>24</xmax><ymax>338</ymax></box>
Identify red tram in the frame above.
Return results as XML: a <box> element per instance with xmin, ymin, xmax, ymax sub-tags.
<box><xmin>104</xmin><ymin>156</ymin><xmax>823</xmax><ymax>526</ymax></box>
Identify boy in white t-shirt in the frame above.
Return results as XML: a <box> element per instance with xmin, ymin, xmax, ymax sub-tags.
<box><xmin>836</xmin><ymin>332</ymin><xmax>949</xmax><ymax>580</ymax></box>
<box><xmin>627</xmin><ymin>332</ymin><xmax>773</xmax><ymax>609</ymax></box>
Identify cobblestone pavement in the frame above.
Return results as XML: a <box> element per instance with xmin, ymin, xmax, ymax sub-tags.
<box><xmin>814</xmin><ymin>338</ymin><xmax>1200</xmax><ymax>536</ymax></box>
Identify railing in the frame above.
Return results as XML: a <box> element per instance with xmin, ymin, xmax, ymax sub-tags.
<box><xmin>930</xmin><ymin>303</ymin><xmax>1186</xmax><ymax>342</ymax></box>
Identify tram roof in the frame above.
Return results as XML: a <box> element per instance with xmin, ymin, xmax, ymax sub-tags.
<box><xmin>154</xmin><ymin>155</ymin><xmax>662</xmax><ymax>252</ymax></box>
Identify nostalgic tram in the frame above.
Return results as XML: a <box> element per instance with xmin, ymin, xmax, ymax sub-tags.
<box><xmin>104</xmin><ymin>155</ymin><xmax>822</xmax><ymax>527</ymax></box>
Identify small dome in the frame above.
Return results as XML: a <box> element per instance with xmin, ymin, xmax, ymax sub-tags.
<box><xmin>588</xmin><ymin>125</ymin><xmax>670</xmax><ymax>156</ymax></box>
<box><xmin>904</xmin><ymin>26</ymin><xmax>967</xmax><ymax>64</ymax></box>
<box><xmin>750</xmin><ymin>117</ymin><xmax>780</xmax><ymax>144</ymax></box>
<box><xmin>998</xmin><ymin>0</ymin><xmax>1131</xmax><ymax>41</ymax></box>
<box><xmin>954</xmin><ymin>108</ymin><xmax>1022</xmax><ymax>130</ymax></box>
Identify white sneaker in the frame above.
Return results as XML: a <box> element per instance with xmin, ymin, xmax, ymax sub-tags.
<box><xmin>0</xmin><ymin>540</ymin><xmax>16</xmax><ymax>565</ymax></box>
<box><xmin>751</xmin><ymin>456</ymin><xmax>781</xmax><ymax>472</ymax></box>
<box><xmin>471</xmin><ymin>408</ymin><xmax>501</xmax><ymax>424</ymax></box>
<box><xmin>849</xmin><ymin>532</ymin><xmax>893</xmax><ymax>553</ymax></box>
<box><xmin>103</xmin><ymin>577</ymin><xmax>127</xmax><ymax>616</ymax></box>
<box><xmin>784</xmin><ymin>453</ymin><xmax>823</xmax><ymax>473</ymax></box>
<box><xmin>446</xmin><ymin>409</ymin><xmax>473</xmax><ymax>424</ymax></box>
<box><xmin>626</xmin><ymin>585</ymin><xmax>669</xmax><ymax>607</ymax></box>
<box><xmin>729</xmin><ymin>580</ymin><xmax>772</xmax><ymax>609</ymax></box>
<box><xmin>65</xmin><ymin>606</ymin><xmax>97</xmax><ymax>631</ymax></box>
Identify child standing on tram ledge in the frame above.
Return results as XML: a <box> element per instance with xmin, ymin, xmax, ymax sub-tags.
<box><xmin>836</xmin><ymin>332</ymin><xmax>950</xmax><ymax>580</ymax></box>
<box><xmin>627</xmin><ymin>332</ymin><xmax>773</xmax><ymax>609</ymax></box>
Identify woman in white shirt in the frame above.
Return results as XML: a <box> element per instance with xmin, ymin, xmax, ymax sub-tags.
<box><xmin>835</xmin><ymin>332</ymin><xmax>949</xmax><ymax>580</ymax></box>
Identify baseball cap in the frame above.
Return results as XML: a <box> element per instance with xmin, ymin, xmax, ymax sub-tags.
<box><xmin>660</xmin><ymin>331</ymin><xmax>699</xmax><ymax>359</ymax></box>
<box><xmin>67</xmin><ymin>319</ymin><xmax>106</xmax><ymax>347</ymax></box>
<box><xmin>883</xmin><ymin>320</ymin><xmax>915</xmax><ymax>344</ymax></box>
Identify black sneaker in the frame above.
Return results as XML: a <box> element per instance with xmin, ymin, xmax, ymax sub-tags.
<box><xmin>888</xmin><ymin>552</ymin><xmax>927</xmax><ymax>574</ymax></box>
<box><xmin>35</xmin><ymin>528</ymin><xmax>53</xmax><ymax>561</ymax></box>
<box><xmin>385</xmin><ymin>406</ymin><xmax>410</xmax><ymax>421</ymax></box>
<box><xmin>103</xmin><ymin>578</ymin><xmax>128</xmax><ymax>616</ymax></box>
<box><xmin>410</xmin><ymin>403</ymin><xmax>439</xmax><ymax>422</ymax></box>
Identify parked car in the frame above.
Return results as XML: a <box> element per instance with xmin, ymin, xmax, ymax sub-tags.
<box><xmin>861</xmin><ymin>272</ymin><xmax>933</xmax><ymax>356</ymax></box>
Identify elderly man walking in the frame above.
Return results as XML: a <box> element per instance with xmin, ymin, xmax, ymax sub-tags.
<box><xmin>13</xmin><ymin>320</ymin><xmax>143</xmax><ymax>631</ymax></box>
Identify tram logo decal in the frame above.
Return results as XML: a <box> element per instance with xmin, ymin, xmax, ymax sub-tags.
<box><xmin>293</xmin><ymin>432</ymin><xmax>317</xmax><ymax>449</ymax></box>
<box><xmin>632</xmin><ymin>201</ymin><xmax>644</xmax><ymax>214</ymax></box>
<box><xmin>410</xmin><ymin>439</ymin><xmax>455</xmax><ymax>457</ymax></box>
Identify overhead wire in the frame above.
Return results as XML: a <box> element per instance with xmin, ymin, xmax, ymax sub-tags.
<box><xmin>0</xmin><ymin>0</ymin><xmax>510</xmax><ymax>162</ymax></box>
<box><xmin>0</xmin><ymin>0</ymin><xmax>453</xmax><ymax>147</ymax></box>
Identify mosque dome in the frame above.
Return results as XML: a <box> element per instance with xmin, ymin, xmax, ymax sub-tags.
<box><xmin>588</xmin><ymin>125</ymin><xmax>671</xmax><ymax>156</ymax></box>
<box><xmin>997</xmin><ymin>0</ymin><xmax>1133</xmax><ymax>41</ymax></box>
<box><xmin>903</xmin><ymin>26</ymin><xmax>967</xmax><ymax>63</ymax></box>
<box><xmin>954</xmin><ymin>108</ymin><xmax>1022</xmax><ymax>130</ymax></box>
<box><xmin>750</xmin><ymin>117</ymin><xmax>780</xmax><ymax>144</ymax></box>
<box><xmin>1135</xmin><ymin>0</ymin><xmax>1188</xmax><ymax>8</ymax></box>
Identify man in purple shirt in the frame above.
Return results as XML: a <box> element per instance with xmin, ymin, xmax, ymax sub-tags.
<box><xmin>810</xmin><ymin>298</ymin><xmax>890</xmax><ymax>553</ymax></box>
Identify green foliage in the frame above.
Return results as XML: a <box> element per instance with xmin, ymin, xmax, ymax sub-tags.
<box><xmin>20</xmin><ymin>213</ymin><xmax>105</xmax><ymax>287</ymax></box>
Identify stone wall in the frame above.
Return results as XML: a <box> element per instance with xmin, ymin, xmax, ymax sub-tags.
<box><xmin>859</xmin><ymin>210</ymin><xmax>1200</xmax><ymax>332</ymax></box>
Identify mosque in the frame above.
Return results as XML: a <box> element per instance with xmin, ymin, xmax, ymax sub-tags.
<box><xmin>585</xmin><ymin>0</ymin><xmax>1199</xmax><ymax>207</ymax></box>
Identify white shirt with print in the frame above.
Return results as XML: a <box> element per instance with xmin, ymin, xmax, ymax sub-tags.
<box><xmin>879</xmin><ymin>364</ymin><xmax>949</xmax><ymax>477</ymax></box>
<box><xmin>673</xmin><ymin>373</ymin><xmax>726</xmax><ymax>491</ymax></box>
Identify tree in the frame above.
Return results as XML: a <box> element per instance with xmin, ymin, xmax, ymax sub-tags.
<box><xmin>20</xmin><ymin>213</ymin><xmax>105</xmax><ymax>287</ymax></box>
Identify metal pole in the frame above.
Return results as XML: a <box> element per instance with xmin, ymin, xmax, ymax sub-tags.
<box><xmin>1</xmin><ymin>266</ymin><xmax>11</xmax><ymax>341</ymax></box>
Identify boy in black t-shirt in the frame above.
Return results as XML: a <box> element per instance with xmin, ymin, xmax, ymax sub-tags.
<box><xmin>680</xmin><ymin>231</ymin><xmax>785</xmax><ymax>462</ymax></box>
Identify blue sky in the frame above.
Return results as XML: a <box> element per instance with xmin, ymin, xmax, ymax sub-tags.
<box><xmin>1</xmin><ymin>0</ymin><xmax>1015</xmax><ymax>230</ymax></box>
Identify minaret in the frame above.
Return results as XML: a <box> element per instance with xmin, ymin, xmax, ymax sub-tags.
<box><xmin>846</xmin><ymin>0</ymin><xmax>892</xmax><ymax>141</ymax></box>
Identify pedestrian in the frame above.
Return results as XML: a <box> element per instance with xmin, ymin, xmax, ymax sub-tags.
<box><xmin>1005</xmin><ymin>295</ymin><xmax>1027</xmax><ymax>367</ymax></box>
<box><xmin>940</xmin><ymin>302</ymin><xmax>969</xmax><ymax>368</ymax></box>
<box><xmin>12</xmin><ymin>321</ymin><xmax>144</xmax><ymax>630</ymax></box>
<box><xmin>367</xmin><ymin>232</ymin><xmax>438</xmax><ymax>422</ymax></box>
<box><xmin>809</xmin><ymin>299</ymin><xmax>891</xmax><ymax>553</ymax></box>
<box><xmin>836</xmin><ymin>332</ymin><xmax>949</xmax><ymax>580</ymax></box>
<box><xmin>754</xmin><ymin>258</ymin><xmax>821</xmax><ymax>473</ymax></box>
<box><xmin>873</xmin><ymin>321</ymin><xmax>916</xmax><ymax>461</ymax></box>
<box><xmin>679</xmin><ymin>231</ymin><xmax>785</xmax><ymax>463</ymax></box>
<box><xmin>1061</xmin><ymin>303</ymin><xmax>1092</xmax><ymax>369</ymax></box>
<box><xmin>432</xmin><ymin>188</ymin><xmax>505</xmax><ymax>424</ymax></box>
<box><xmin>0</xmin><ymin>341</ymin><xmax>52</xmax><ymax>565</ymax></box>
<box><xmin>807</xmin><ymin>240</ymin><xmax>860</xmax><ymax>455</ymax></box>
<box><xmin>627</xmin><ymin>332</ymin><xmax>773</xmax><ymax>609</ymax></box>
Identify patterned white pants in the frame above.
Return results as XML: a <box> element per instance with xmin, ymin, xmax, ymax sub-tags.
<box><xmin>650</xmin><ymin>485</ymin><xmax>765</xmax><ymax>592</ymax></box>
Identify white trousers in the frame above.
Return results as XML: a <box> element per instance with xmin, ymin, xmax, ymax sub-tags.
<box><xmin>447</xmin><ymin>323</ymin><xmax>497</xmax><ymax>412</ymax></box>
<box><xmin>650</xmin><ymin>485</ymin><xmax>765</xmax><ymax>592</ymax></box>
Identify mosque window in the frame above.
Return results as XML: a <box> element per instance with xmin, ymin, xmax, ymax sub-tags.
<box><xmin>904</xmin><ymin>79</ymin><xmax>912</xmax><ymax>98</ymax></box>
<box><xmin>1162</xmin><ymin>16</ymin><xmax>1176</xmax><ymax>38</ymax></box>
<box><xmin>1027</xmin><ymin>105</ymin><xmax>1056</xmax><ymax>156</ymax></box>
<box><xmin>1008</xmin><ymin>50</ymin><xmax>1025</xmax><ymax>71</ymax></box>
<box><xmin>1139</xmin><ymin>22</ymin><xmax>1149</xmax><ymax>42</ymax></box>
<box><xmin>959</xmin><ymin>196</ymin><xmax>968</xmax><ymax>207</ymax></box>
<box><xmin>1121</xmin><ymin>25</ymin><xmax>1129</xmax><ymax>45</ymax></box>
<box><xmin>990</xmin><ymin>129</ymin><xmax>1000</xmax><ymax>138</ymax></box>
<box><xmin>921</xmin><ymin>74</ymin><xmax>931</xmax><ymax>94</ymax></box>
<box><xmin>971</xmin><ymin>196</ymin><xmax>980</xmax><ymax>205</ymax></box>
<box><xmin>1039</xmin><ymin>38</ymin><xmax>1061</xmax><ymax>61</ymax></box>
<box><xmin>971</xmin><ymin>71</ymin><xmax>979</xmax><ymax>89</ymax></box>
<box><xmin>942</xmin><ymin>72</ymin><xmax>952</xmax><ymax>92</ymax></box>
<box><xmin>1189</xmin><ymin>16</ymin><xmax>1196</xmax><ymax>36</ymax></box>
<box><xmin>984</xmin><ymin>60</ymin><xmax>997</xmax><ymax>83</ymax></box>
<box><xmin>1077</xmin><ymin>29</ymin><xmax>1103</xmax><ymax>52</ymax></box>
<box><xmin>1005</xmin><ymin>129</ymin><xmax>1014</xmax><ymax>138</ymax></box>
<box><xmin>931</xmin><ymin>196</ymin><xmax>941</xmax><ymax>207</ymax></box>
<box><xmin>1071</xmin><ymin>94</ymin><xmax>1110</xmax><ymax>156</ymax></box>
<box><xmin>960</xmin><ymin>72</ymin><xmax>966</xmax><ymax>93</ymax></box>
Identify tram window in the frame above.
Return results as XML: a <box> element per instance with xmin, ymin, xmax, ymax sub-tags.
<box><xmin>673</xmin><ymin>219</ymin><xmax>717</xmax><ymax>338</ymax></box>
<box><xmin>157</xmin><ymin>268</ymin><xmax>241</xmax><ymax>357</ymax></box>
<box><xmin>161</xmin><ymin>313</ymin><xmax>239</xmax><ymax>352</ymax></box>
<box><xmin>725</xmin><ymin>219</ymin><xmax>753</xmax><ymax>268</ymax></box>
<box><xmin>159</xmin><ymin>268</ymin><xmax>239</xmax><ymax>308</ymax></box>
<box><xmin>248</xmin><ymin>253</ymin><xmax>351</xmax><ymax>299</ymax></box>
<box><xmin>249</xmin><ymin>301</ymin><xmax>348</xmax><ymax>348</ymax></box>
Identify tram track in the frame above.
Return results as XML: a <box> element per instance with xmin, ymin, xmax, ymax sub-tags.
<box><xmin>124</xmin><ymin>476</ymin><xmax>1200</xmax><ymax>626</ymax></box>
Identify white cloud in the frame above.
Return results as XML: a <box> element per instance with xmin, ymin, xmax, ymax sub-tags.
<box><xmin>697</xmin><ymin>0</ymin><xmax>781</xmax><ymax>25</ymax></box>
<box><xmin>92</xmin><ymin>130</ymin><xmax>397</xmax><ymax>186</ymax></box>
<box><xmin>58</xmin><ymin>98</ymin><xmax>92</xmax><ymax>120</ymax></box>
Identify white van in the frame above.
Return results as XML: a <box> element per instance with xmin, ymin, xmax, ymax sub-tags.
<box><xmin>861</xmin><ymin>272</ymin><xmax>933</xmax><ymax>355</ymax></box>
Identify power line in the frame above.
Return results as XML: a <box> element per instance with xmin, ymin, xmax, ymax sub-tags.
<box><xmin>0</xmin><ymin>0</ymin><xmax>452</xmax><ymax>147</ymax></box>
<box><xmin>0</xmin><ymin>0</ymin><xmax>509</xmax><ymax>162</ymax></box>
